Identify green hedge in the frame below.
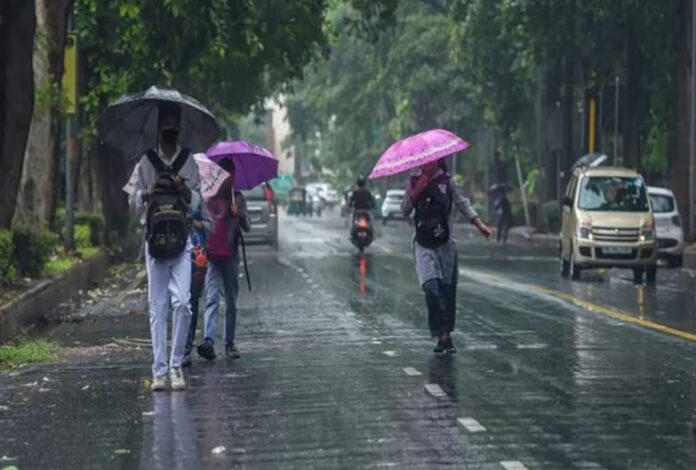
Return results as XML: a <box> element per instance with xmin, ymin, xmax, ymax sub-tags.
<box><xmin>0</xmin><ymin>230</ymin><xmax>17</xmax><ymax>284</ymax></box>
<box><xmin>540</xmin><ymin>200</ymin><xmax>561</xmax><ymax>232</ymax></box>
<box><xmin>55</xmin><ymin>209</ymin><xmax>104</xmax><ymax>247</ymax></box>
<box><xmin>11</xmin><ymin>228</ymin><xmax>59</xmax><ymax>278</ymax></box>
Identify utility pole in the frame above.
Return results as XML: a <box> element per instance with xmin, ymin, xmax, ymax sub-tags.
<box><xmin>63</xmin><ymin>11</ymin><xmax>77</xmax><ymax>250</ymax></box>
<box><xmin>614</xmin><ymin>76</ymin><xmax>620</xmax><ymax>165</ymax></box>
<box><xmin>690</xmin><ymin>0</ymin><xmax>696</xmax><ymax>239</ymax></box>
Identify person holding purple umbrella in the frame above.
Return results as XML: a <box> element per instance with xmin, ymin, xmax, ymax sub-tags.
<box><xmin>197</xmin><ymin>159</ymin><xmax>251</xmax><ymax>361</ymax></box>
<box><xmin>402</xmin><ymin>159</ymin><xmax>492</xmax><ymax>353</ymax></box>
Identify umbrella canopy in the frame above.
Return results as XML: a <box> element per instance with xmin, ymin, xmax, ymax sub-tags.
<box><xmin>194</xmin><ymin>153</ymin><xmax>230</xmax><ymax>199</ymax></box>
<box><xmin>369</xmin><ymin>129</ymin><xmax>469</xmax><ymax>179</ymax></box>
<box><xmin>269</xmin><ymin>174</ymin><xmax>297</xmax><ymax>196</ymax></box>
<box><xmin>99</xmin><ymin>86</ymin><xmax>220</xmax><ymax>159</ymax></box>
<box><xmin>206</xmin><ymin>140</ymin><xmax>278</xmax><ymax>190</ymax></box>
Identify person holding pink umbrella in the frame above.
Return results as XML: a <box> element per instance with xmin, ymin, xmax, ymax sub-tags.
<box><xmin>369</xmin><ymin>129</ymin><xmax>492</xmax><ymax>354</ymax></box>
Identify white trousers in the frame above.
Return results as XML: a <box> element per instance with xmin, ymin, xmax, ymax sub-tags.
<box><xmin>145</xmin><ymin>245</ymin><xmax>192</xmax><ymax>378</ymax></box>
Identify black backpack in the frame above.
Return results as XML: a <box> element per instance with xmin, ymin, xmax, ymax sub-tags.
<box><xmin>145</xmin><ymin>149</ymin><xmax>191</xmax><ymax>260</ymax></box>
<box><xmin>414</xmin><ymin>174</ymin><xmax>452</xmax><ymax>249</ymax></box>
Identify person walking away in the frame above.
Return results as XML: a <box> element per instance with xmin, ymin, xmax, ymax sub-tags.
<box><xmin>402</xmin><ymin>161</ymin><xmax>491</xmax><ymax>353</ymax></box>
<box><xmin>182</xmin><ymin>202</ymin><xmax>212</xmax><ymax>367</ymax></box>
<box><xmin>350</xmin><ymin>176</ymin><xmax>376</xmax><ymax>213</ymax></box>
<box><xmin>197</xmin><ymin>161</ymin><xmax>250</xmax><ymax>361</ymax></box>
<box><xmin>127</xmin><ymin>102</ymin><xmax>202</xmax><ymax>391</ymax></box>
<box><xmin>494</xmin><ymin>191</ymin><xmax>512</xmax><ymax>243</ymax></box>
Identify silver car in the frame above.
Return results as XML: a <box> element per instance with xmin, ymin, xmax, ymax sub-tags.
<box><xmin>241</xmin><ymin>183</ymin><xmax>278</xmax><ymax>249</ymax></box>
<box><xmin>381</xmin><ymin>189</ymin><xmax>407</xmax><ymax>224</ymax></box>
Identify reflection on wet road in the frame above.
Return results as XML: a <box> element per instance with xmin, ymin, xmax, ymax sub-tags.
<box><xmin>1</xmin><ymin>209</ymin><xmax>696</xmax><ymax>469</ymax></box>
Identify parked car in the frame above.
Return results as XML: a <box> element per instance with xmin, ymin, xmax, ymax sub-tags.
<box><xmin>381</xmin><ymin>189</ymin><xmax>407</xmax><ymax>224</ymax></box>
<box><xmin>306</xmin><ymin>182</ymin><xmax>339</xmax><ymax>208</ymax></box>
<box><xmin>559</xmin><ymin>166</ymin><xmax>657</xmax><ymax>283</ymax></box>
<box><xmin>241</xmin><ymin>183</ymin><xmax>278</xmax><ymax>249</ymax></box>
<box><xmin>648</xmin><ymin>186</ymin><xmax>684</xmax><ymax>267</ymax></box>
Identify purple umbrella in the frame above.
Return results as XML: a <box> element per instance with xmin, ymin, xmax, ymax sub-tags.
<box><xmin>206</xmin><ymin>140</ymin><xmax>278</xmax><ymax>190</ymax></box>
<box><xmin>369</xmin><ymin>129</ymin><xmax>469</xmax><ymax>179</ymax></box>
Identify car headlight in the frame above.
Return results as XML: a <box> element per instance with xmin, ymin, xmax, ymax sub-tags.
<box><xmin>577</xmin><ymin>226</ymin><xmax>592</xmax><ymax>240</ymax></box>
<box><xmin>640</xmin><ymin>227</ymin><xmax>654</xmax><ymax>242</ymax></box>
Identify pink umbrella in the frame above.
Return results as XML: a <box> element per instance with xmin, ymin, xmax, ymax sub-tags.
<box><xmin>368</xmin><ymin>129</ymin><xmax>470</xmax><ymax>179</ymax></box>
<box><xmin>194</xmin><ymin>153</ymin><xmax>230</xmax><ymax>199</ymax></box>
<box><xmin>206</xmin><ymin>140</ymin><xmax>278</xmax><ymax>190</ymax></box>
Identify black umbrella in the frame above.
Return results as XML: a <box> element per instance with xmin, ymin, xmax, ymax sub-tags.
<box><xmin>98</xmin><ymin>86</ymin><xmax>221</xmax><ymax>159</ymax></box>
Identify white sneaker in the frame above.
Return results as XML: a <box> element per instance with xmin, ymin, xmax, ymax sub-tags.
<box><xmin>151</xmin><ymin>375</ymin><xmax>167</xmax><ymax>392</ymax></box>
<box><xmin>169</xmin><ymin>367</ymin><xmax>186</xmax><ymax>391</ymax></box>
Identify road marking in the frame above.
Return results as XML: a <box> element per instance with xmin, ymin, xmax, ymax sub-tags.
<box><xmin>500</xmin><ymin>462</ymin><xmax>529</xmax><ymax>470</ymax></box>
<box><xmin>424</xmin><ymin>383</ymin><xmax>446</xmax><ymax>397</ymax></box>
<box><xmin>403</xmin><ymin>367</ymin><xmax>422</xmax><ymax>376</ymax></box>
<box><xmin>516</xmin><ymin>343</ymin><xmax>547</xmax><ymax>350</ymax></box>
<box><xmin>382</xmin><ymin>351</ymin><xmax>397</xmax><ymax>357</ymax></box>
<box><xmin>457</xmin><ymin>417</ymin><xmax>487</xmax><ymax>433</ymax></box>
<box><xmin>464</xmin><ymin>343</ymin><xmax>498</xmax><ymax>351</ymax></box>
<box><xmin>461</xmin><ymin>268</ymin><xmax>696</xmax><ymax>344</ymax></box>
<box><xmin>371</xmin><ymin>340</ymin><xmax>382</xmax><ymax>344</ymax></box>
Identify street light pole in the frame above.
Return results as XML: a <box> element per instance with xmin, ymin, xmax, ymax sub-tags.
<box><xmin>690</xmin><ymin>0</ymin><xmax>696</xmax><ymax>239</ymax></box>
<box><xmin>613</xmin><ymin>76</ymin><xmax>619</xmax><ymax>165</ymax></box>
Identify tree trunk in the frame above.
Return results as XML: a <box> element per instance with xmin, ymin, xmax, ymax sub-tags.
<box><xmin>0</xmin><ymin>0</ymin><xmax>36</xmax><ymax>228</ymax></box>
<box><xmin>670</xmin><ymin>0</ymin><xmax>691</xmax><ymax>239</ymax></box>
<box><xmin>13</xmin><ymin>0</ymin><xmax>71</xmax><ymax>229</ymax></box>
<box><xmin>560</xmin><ymin>53</ymin><xmax>575</xmax><ymax>187</ymax></box>
<box><xmin>624</xmin><ymin>24</ymin><xmax>643</xmax><ymax>171</ymax></box>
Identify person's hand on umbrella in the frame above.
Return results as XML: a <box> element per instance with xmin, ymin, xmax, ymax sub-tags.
<box><xmin>230</xmin><ymin>201</ymin><xmax>239</xmax><ymax>216</ymax></box>
<box><xmin>411</xmin><ymin>174</ymin><xmax>430</xmax><ymax>201</ymax></box>
<box><xmin>472</xmin><ymin>217</ymin><xmax>492</xmax><ymax>239</ymax></box>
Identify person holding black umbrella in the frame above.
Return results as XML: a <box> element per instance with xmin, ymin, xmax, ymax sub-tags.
<box><xmin>127</xmin><ymin>102</ymin><xmax>204</xmax><ymax>391</ymax></box>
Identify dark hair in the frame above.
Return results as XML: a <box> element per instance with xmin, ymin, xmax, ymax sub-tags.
<box><xmin>357</xmin><ymin>176</ymin><xmax>366</xmax><ymax>187</ymax></box>
<box><xmin>219</xmin><ymin>159</ymin><xmax>236</xmax><ymax>173</ymax></box>
<box><xmin>438</xmin><ymin>160</ymin><xmax>448</xmax><ymax>172</ymax></box>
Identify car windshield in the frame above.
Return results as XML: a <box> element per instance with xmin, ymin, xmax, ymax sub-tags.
<box><xmin>649</xmin><ymin>193</ymin><xmax>675</xmax><ymax>213</ymax></box>
<box><xmin>242</xmin><ymin>185</ymin><xmax>266</xmax><ymax>201</ymax></box>
<box><xmin>578</xmin><ymin>176</ymin><xmax>649</xmax><ymax>212</ymax></box>
<box><xmin>386</xmin><ymin>193</ymin><xmax>404</xmax><ymax>200</ymax></box>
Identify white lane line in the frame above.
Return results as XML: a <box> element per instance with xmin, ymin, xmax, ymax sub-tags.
<box><xmin>457</xmin><ymin>417</ymin><xmax>486</xmax><ymax>433</ymax></box>
<box><xmin>371</xmin><ymin>340</ymin><xmax>382</xmax><ymax>345</ymax></box>
<box><xmin>382</xmin><ymin>351</ymin><xmax>397</xmax><ymax>357</ymax></box>
<box><xmin>424</xmin><ymin>383</ymin><xmax>446</xmax><ymax>398</ymax></box>
<box><xmin>403</xmin><ymin>367</ymin><xmax>422</xmax><ymax>376</ymax></box>
<box><xmin>516</xmin><ymin>343</ymin><xmax>547</xmax><ymax>350</ymax></box>
<box><xmin>464</xmin><ymin>344</ymin><xmax>498</xmax><ymax>351</ymax></box>
<box><xmin>500</xmin><ymin>461</ymin><xmax>529</xmax><ymax>470</ymax></box>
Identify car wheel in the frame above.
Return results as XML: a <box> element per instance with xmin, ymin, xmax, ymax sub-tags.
<box><xmin>633</xmin><ymin>266</ymin><xmax>645</xmax><ymax>284</ymax></box>
<box><xmin>646</xmin><ymin>265</ymin><xmax>657</xmax><ymax>284</ymax></box>
<box><xmin>668</xmin><ymin>254</ymin><xmax>683</xmax><ymax>268</ymax></box>
<box><xmin>558</xmin><ymin>244</ymin><xmax>570</xmax><ymax>277</ymax></box>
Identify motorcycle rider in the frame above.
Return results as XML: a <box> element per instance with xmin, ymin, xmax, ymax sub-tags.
<box><xmin>349</xmin><ymin>176</ymin><xmax>375</xmax><ymax>214</ymax></box>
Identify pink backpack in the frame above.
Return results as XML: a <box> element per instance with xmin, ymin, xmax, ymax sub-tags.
<box><xmin>206</xmin><ymin>196</ymin><xmax>240</xmax><ymax>258</ymax></box>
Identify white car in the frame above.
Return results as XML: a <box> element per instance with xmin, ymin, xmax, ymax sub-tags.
<box><xmin>381</xmin><ymin>189</ymin><xmax>407</xmax><ymax>223</ymax></box>
<box><xmin>306</xmin><ymin>182</ymin><xmax>339</xmax><ymax>208</ymax></box>
<box><xmin>648</xmin><ymin>186</ymin><xmax>684</xmax><ymax>267</ymax></box>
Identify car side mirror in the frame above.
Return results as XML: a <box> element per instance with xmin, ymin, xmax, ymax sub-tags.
<box><xmin>562</xmin><ymin>196</ymin><xmax>573</xmax><ymax>207</ymax></box>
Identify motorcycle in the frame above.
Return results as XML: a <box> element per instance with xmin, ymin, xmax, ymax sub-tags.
<box><xmin>350</xmin><ymin>211</ymin><xmax>374</xmax><ymax>252</ymax></box>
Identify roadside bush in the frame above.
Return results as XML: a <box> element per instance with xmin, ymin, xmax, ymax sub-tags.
<box><xmin>12</xmin><ymin>228</ymin><xmax>59</xmax><ymax>278</ymax></box>
<box><xmin>55</xmin><ymin>209</ymin><xmax>104</xmax><ymax>247</ymax></box>
<box><xmin>0</xmin><ymin>230</ymin><xmax>17</xmax><ymax>284</ymax></box>
<box><xmin>541</xmin><ymin>200</ymin><xmax>561</xmax><ymax>232</ymax></box>
<box><xmin>74</xmin><ymin>224</ymin><xmax>92</xmax><ymax>249</ymax></box>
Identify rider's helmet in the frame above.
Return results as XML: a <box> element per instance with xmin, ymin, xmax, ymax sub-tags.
<box><xmin>356</xmin><ymin>175</ymin><xmax>366</xmax><ymax>188</ymax></box>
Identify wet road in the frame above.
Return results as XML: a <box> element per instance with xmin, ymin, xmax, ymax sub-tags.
<box><xmin>2</xmin><ymin>209</ymin><xmax>696</xmax><ymax>469</ymax></box>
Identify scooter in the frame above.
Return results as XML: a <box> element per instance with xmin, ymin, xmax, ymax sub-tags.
<box><xmin>350</xmin><ymin>211</ymin><xmax>374</xmax><ymax>253</ymax></box>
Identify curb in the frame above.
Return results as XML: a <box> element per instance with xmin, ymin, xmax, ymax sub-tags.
<box><xmin>453</xmin><ymin>224</ymin><xmax>559</xmax><ymax>250</ymax></box>
<box><xmin>0</xmin><ymin>252</ymin><xmax>110</xmax><ymax>343</ymax></box>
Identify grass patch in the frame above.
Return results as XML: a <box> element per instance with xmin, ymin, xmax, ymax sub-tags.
<box><xmin>0</xmin><ymin>339</ymin><xmax>59</xmax><ymax>369</ymax></box>
<box><xmin>45</xmin><ymin>247</ymin><xmax>100</xmax><ymax>277</ymax></box>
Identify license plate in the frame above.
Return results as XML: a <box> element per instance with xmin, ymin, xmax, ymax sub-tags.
<box><xmin>603</xmin><ymin>246</ymin><xmax>632</xmax><ymax>255</ymax></box>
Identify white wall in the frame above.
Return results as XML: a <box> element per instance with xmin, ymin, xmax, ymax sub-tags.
<box><xmin>266</xmin><ymin>96</ymin><xmax>295</xmax><ymax>176</ymax></box>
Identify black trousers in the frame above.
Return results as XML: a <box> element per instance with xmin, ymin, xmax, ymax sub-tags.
<box><xmin>422</xmin><ymin>267</ymin><xmax>458</xmax><ymax>337</ymax></box>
